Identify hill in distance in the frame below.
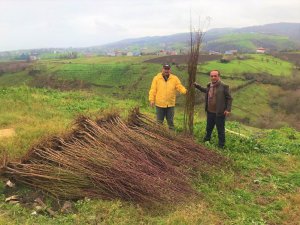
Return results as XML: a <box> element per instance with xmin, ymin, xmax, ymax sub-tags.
<box><xmin>1</xmin><ymin>22</ymin><xmax>299</xmax><ymax>59</ymax></box>
<box><xmin>94</xmin><ymin>22</ymin><xmax>300</xmax><ymax>53</ymax></box>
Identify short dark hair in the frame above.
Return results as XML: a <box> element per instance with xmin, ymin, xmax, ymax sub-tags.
<box><xmin>210</xmin><ymin>70</ymin><xmax>221</xmax><ymax>76</ymax></box>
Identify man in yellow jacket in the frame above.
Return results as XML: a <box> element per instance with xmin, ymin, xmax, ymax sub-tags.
<box><xmin>149</xmin><ymin>64</ymin><xmax>187</xmax><ymax>129</ymax></box>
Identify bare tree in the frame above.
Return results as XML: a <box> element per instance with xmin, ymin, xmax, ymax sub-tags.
<box><xmin>184</xmin><ymin>17</ymin><xmax>210</xmax><ymax>134</ymax></box>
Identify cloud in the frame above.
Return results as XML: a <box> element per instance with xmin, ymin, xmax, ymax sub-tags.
<box><xmin>0</xmin><ymin>0</ymin><xmax>299</xmax><ymax>51</ymax></box>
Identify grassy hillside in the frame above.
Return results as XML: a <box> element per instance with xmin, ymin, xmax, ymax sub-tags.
<box><xmin>206</xmin><ymin>33</ymin><xmax>297</xmax><ymax>52</ymax></box>
<box><xmin>90</xmin><ymin>23</ymin><xmax>300</xmax><ymax>54</ymax></box>
<box><xmin>0</xmin><ymin>87</ymin><xmax>139</xmax><ymax>158</ymax></box>
<box><xmin>231</xmin><ymin>83</ymin><xmax>284</xmax><ymax>126</ymax></box>
<box><xmin>0</xmin><ymin>109</ymin><xmax>299</xmax><ymax>224</ymax></box>
<box><xmin>0</xmin><ymin>54</ymin><xmax>300</xmax><ymax>224</ymax></box>
<box><xmin>0</xmin><ymin>54</ymin><xmax>296</xmax><ymax>128</ymax></box>
<box><xmin>199</xmin><ymin>54</ymin><xmax>293</xmax><ymax>76</ymax></box>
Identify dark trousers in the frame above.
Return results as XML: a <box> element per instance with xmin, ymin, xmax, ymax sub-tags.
<box><xmin>156</xmin><ymin>106</ymin><xmax>175</xmax><ymax>130</ymax></box>
<box><xmin>205</xmin><ymin>111</ymin><xmax>225</xmax><ymax>147</ymax></box>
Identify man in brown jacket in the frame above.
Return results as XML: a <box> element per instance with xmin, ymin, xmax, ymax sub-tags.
<box><xmin>194</xmin><ymin>70</ymin><xmax>233</xmax><ymax>148</ymax></box>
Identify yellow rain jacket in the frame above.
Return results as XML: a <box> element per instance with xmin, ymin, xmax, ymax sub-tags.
<box><xmin>149</xmin><ymin>73</ymin><xmax>187</xmax><ymax>108</ymax></box>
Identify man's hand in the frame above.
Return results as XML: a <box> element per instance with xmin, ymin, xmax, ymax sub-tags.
<box><xmin>224</xmin><ymin>110</ymin><xmax>230</xmax><ymax>116</ymax></box>
<box><xmin>150</xmin><ymin>102</ymin><xmax>155</xmax><ymax>107</ymax></box>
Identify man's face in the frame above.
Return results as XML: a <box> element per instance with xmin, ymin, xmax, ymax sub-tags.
<box><xmin>162</xmin><ymin>67</ymin><xmax>171</xmax><ymax>76</ymax></box>
<box><xmin>210</xmin><ymin>70</ymin><xmax>220</xmax><ymax>83</ymax></box>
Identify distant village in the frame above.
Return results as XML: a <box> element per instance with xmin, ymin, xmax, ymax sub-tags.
<box><xmin>0</xmin><ymin>47</ymin><xmax>268</xmax><ymax>61</ymax></box>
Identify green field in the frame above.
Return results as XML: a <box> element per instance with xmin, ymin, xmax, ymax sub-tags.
<box><xmin>0</xmin><ymin>54</ymin><xmax>300</xmax><ymax>224</ymax></box>
<box><xmin>200</xmin><ymin>54</ymin><xmax>293</xmax><ymax>76</ymax></box>
<box><xmin>0</xmin><ymin>83</ymin><xmax>147</xmax><ymax>160</ymax></box>
<box><xmin>208</xmin><ymin>33</ymin><xmax>297</xmax><ymax>52</ymax></box>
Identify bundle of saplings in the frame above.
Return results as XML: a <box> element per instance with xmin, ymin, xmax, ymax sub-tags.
<box><xmin>1</xmin><ymin>108</ymin><xmax>226</xmax><ymax>205</ymax></box>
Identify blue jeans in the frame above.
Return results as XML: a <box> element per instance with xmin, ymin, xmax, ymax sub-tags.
<box><xmin>156</xmin><ymin>106</ymin><xmax>175</xmax><ymax>130</ymax></box>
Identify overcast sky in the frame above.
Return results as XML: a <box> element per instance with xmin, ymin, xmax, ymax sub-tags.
<box><xmin>0</xmin><ymin>0</ymin><xmax>299</xmax><ymax>51</ymax></box>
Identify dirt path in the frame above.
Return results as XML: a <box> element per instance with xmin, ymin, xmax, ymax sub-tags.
<box><xmin>0</xmin><ymin>128</ymin><xmax>16</xmax><ymax>139</ymax></box>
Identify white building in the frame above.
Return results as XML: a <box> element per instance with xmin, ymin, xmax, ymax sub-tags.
<box><xmin>256</xmin><ymin>48</ymin><xmax>266</xmax><ymax>54</ymax></box>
